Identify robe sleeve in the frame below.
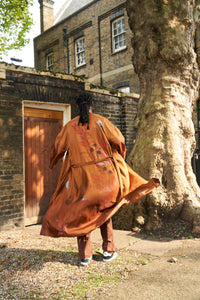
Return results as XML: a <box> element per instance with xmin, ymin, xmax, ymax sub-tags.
<box><xmin>49</xmin><ymin>125</ymin><xmax>68</xmax><ymax>169</ymax></box>
<box><xmin>102</xmin><ymin>117</ymin><xmax>126</xmax><ymax>159</ymax></box>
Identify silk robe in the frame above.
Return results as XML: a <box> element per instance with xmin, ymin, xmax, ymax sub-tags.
<box><xmin>40</xmin><ymin>113</ymin><xmax>159</xmax><ymax>237</ymax></box>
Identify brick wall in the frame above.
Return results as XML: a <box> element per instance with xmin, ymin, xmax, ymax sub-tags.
<box><xmin>34</xmin><ymin>0</ymin><xmax>140</xmax><ymax>93</ymax></box>
<box><xmin>90</xmin><ymin>88</ymin><xmax>138</xmax><ymax>154</ymax></box>
<box><xmin>0</xmin><ymin>63</ymin><xmax>138</xmax><ymax>231</ymax></box>
<box><xmin>0</xmin><ymin>88</ymin><xmax>24</xmax><ymax>230</ymax></box>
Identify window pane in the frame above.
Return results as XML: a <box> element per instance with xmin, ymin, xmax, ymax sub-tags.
<box><xmin>114</xmin><ymin>28</ymin><xmax>117</xmax><ymax>36</ymax></box>
<box><xmin>123</xmin><ymin>35</ymin><xmax>126</xmax><ymax>46</ymax></box>
<box><xmin>116</xmin><ymin>20</ymin><xmax>121</xmax><ymax>27</ymax></box>
<box><xmin>47</xmin><ymin>54</ymin><xmax>54</xmax><ymax>70</ymax></box>
<box><xmin>78</xmin><ymin>52</ymin><xmax>85</xmax><ymax>65</ymax></box>
<box><xmin>76</xmin><ymin>38</ymin><xmax>85</xmax><ymax>53</ymax></box>
<box><xmin>113</xmin><ymin>22</ymin><xmax>117</xmax><ymax>29</ymax></box>
<box><xmin>115</xmin><ymin>36</ymin><xmax>119</xmax><ymax>43</ymax></box>
<box><xmin>48</xmin><ymin>55</ymin><xmax>52</xmax><ymax>65</ymax></box>
<box><xmin>122</xmin><ymin>21</ymin><xmax>125</xmax><ymax>30</ymax></box>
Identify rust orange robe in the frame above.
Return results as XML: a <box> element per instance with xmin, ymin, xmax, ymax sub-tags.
<box><xmin>40</xmin><ymin>112</ymin><xmax>159</xmax><ymax>237</ymax></box>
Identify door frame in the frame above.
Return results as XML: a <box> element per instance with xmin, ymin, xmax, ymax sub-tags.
<box><xmin>22</xmin><ymin>101</ymin><xmax>71</xmax><ymax>225</ymax></box>
<box><xmin>23</xmin><ymin>101</ymin><xmax>71</xmax><ymax>125</ymax></box>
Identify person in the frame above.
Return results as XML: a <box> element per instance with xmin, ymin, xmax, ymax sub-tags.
<box><xmin>40</xmin><ymin>92</ymin><xmax>160</xmax><ymax>266</ymax></box>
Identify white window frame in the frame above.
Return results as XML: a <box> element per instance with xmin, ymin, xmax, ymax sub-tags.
<box><xmin>75</xmin><ymin>37</ymin><xmax>85</xmax><ymax>67</ymax></box>
<box><xmin>46</xmin><ymin>53</ymin><xmax>54</xmax><ymax>71</ymax></box>
<box><xmin>112</xmin><ymin>17</ymin><xmax>126</xmax><ymax>53</ymax></box>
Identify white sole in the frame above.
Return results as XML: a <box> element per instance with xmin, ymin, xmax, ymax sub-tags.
<box><xmin>103</xmin><ymin>252</ymin><xmax>118</xmax><ymax>262</ymax></box>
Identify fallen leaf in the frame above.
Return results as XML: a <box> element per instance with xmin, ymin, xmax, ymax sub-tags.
<box><xmin>0</xmin><ymin>259</ymin><xmax>8</xmax><ymax>264</ymax></box>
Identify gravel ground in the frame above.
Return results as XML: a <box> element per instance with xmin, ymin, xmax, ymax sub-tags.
<box><xmin>0</xmin><ymin>225</ymin><xmax>154</xmax><ymax>300</ymax></box>
<box><xmin>1</xmin><ymin>221</ymin><xmax>200</xmax><ymax>300</ymax></box>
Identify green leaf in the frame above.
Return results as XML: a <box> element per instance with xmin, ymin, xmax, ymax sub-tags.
<box><xmin>0</xmin><ymin>0</ymin><xmax>34</xmax><ymax>59</ymax></box>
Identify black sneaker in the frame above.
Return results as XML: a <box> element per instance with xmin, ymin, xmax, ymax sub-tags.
<box><xmin>80</xmin><ymin>256</ymin><xmax>92</xmax><ymax>266</ymax></box>
<box><xmin>103</xmin><ymin>251</ymin><xmax>118</xmax><ymax>262</ymax></box>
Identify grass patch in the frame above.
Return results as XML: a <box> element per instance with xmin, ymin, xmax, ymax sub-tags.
<box><xmin>72</xmin><ymin>271</ymin><xmax>121</xmax><ymax>298</ymax></box>
<box><xmin>138</xmin><ymin>257</ymin><xmax>151</xmax><ymax>265</ymax></box>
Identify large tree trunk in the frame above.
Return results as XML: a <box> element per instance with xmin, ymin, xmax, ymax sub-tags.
<box><xmin>126</xmin><ymin>0</ymin><xmax>200</xmax><ymax>233</ymax></box>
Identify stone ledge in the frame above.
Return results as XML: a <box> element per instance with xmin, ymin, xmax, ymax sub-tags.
<box><xmin>85</xmin><ymin>82</ymin><xmax>140</xmax><ymax>99</ymax></box>
<box><xmin>0</xmin><ymin>62</ymin><xmax>86</xmax><ymax>83</ymax></box>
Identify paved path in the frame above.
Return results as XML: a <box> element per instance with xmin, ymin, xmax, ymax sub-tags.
<box><xmin>92</xmin><ymin>229</ymin><xmax>200</xmax><ymax>300</ymax></box>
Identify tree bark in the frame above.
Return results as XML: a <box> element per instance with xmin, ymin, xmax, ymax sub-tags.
<box><xmin>126</xmin><ymin>0</ymin><xmax>200</xmax><ymax>232</ymax></box>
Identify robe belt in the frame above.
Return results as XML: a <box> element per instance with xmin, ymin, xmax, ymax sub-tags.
<box><xmin>71</xmin><ymin>156</ymin><xmax>113</xmax><ymax>168</ymax></box>
<box><xmin>71</xmin><ymin>155</ymin><xmax>123</xmax><ymax>200</ymax></box>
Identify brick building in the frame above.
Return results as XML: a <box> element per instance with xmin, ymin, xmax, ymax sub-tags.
<box><xmin>34</xmin><ymin>0</ymin><xmax>140</xmax><ymax>94</ymax></box>
<box><xmin>0</xmin><ymin>62</ymin><xmax>138</xmax><ymax>231</ymax></box>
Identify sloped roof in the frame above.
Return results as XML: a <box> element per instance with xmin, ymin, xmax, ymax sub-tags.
<box><xmin>55</xmin><ymin>0</ymin><xmax>95</xmax><ymax>24</ymax></box>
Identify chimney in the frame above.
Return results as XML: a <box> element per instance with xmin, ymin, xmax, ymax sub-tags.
<box><xmin>38</xmin><ymin>0</ymin><xmax>54</xmax><ymax>33</ymax></box>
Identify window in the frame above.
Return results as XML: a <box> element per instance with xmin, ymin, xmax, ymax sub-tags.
<box><xmin>75</xmin><ymin>37</ymin><xmax>85</xmax><ymax>67</ymax></box>
<box><xmin>113</xmin><ymin>81</ymin><xmax>130</xmax><ymax>93</ymax></box>
<box><xmin>112</xmin><ymin>17</ymin><xmax>126</xmax><ymax>52</ymax></box>
<box><xmin>46</xmin><ymin>53</ymin><xmax>54</xmax><ymax>71</ymax></box>
<box><xmin>118</xmin><ymin>86</ymin><xmax>130</xmax><ymax>93</ymax></box>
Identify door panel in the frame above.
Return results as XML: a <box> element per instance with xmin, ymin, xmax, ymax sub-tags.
<box><xmin>24</xmin><ymin>107</ymin><xmax>63</xmax><ymax>225</ymax></box>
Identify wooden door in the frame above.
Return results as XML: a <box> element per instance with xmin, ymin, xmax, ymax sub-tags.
<box><xmin>24</xmin><ymin>107</ymin><xmax>63</xmax><ymax>225</ymax></box>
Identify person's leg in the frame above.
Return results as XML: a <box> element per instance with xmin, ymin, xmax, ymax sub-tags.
<box><xmin>100</xmin><ymin>218</ymin><xmax>116</xmax><ymax>254</ymax></box>
<box><xmin>77</xmin><ymin>232</ymin><xmax>93</xmax><ymax>260</ymax></box>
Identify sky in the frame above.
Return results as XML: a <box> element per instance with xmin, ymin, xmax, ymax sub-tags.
<box><xmin>1</xmin><ymin>0</ymin><xmax>67</xmax><ymax>68</ymax></box>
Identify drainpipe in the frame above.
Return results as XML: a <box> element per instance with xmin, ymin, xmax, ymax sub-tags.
<box><xmin>63</xmin><ymin>28</ymin><xmax>70</xmax><ymax>74</ymax></box>
<box><xmin>98</xmin><ymin>17</ymin><xmax>103</xmax><ymax>86</ymax></box>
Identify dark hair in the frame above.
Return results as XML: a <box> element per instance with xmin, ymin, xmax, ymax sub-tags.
<box><xmin>76</xmin><ymin>92</ymin><xmax>93</xmax><ymax>128</ymax></box>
